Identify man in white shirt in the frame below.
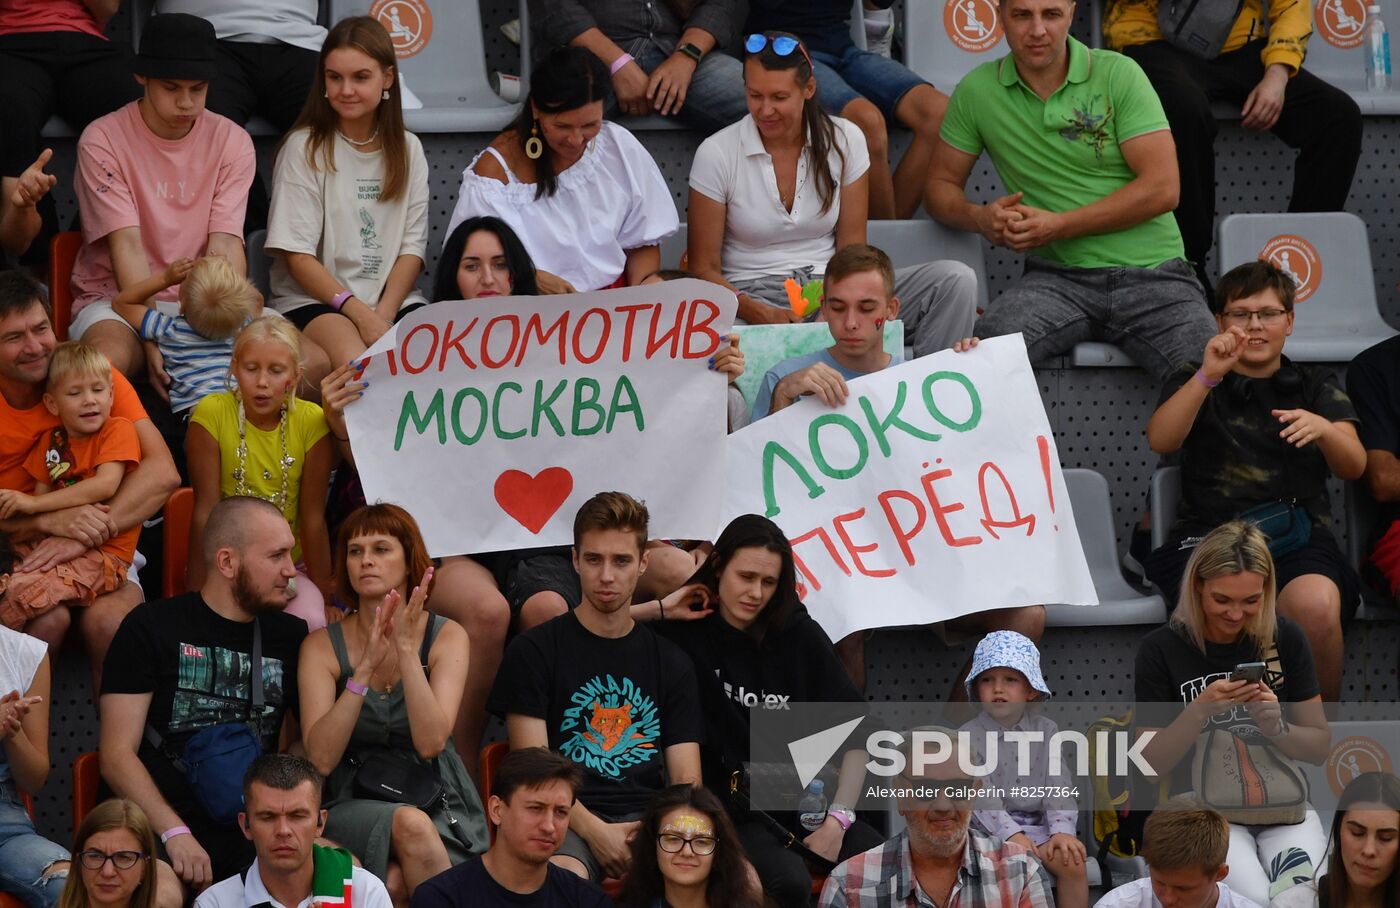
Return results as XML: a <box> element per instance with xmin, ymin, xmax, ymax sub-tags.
<box><xmin>195</xmin><ymin>754</ymin><xmax>392</xmax><ymax>908</ymax></box>
<box><xmin>1097</xmin><ymin>798</ymin><xmax>1263</xmax><ymax>908</ymax></box>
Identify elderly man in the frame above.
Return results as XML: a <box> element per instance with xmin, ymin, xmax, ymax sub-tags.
<box><xmin>819</xmin><ymin>729</ymin><xmax>1053</xmax><ymax>908</ymax></box>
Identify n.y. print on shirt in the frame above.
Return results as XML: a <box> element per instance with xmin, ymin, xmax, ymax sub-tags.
<box><xmin>559</xmin><ymin>674</ymin><xmax>661</xmax><ymax>780</ymax></box>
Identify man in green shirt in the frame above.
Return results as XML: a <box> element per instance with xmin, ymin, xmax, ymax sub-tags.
<box><xmin>925</xmin><ymin>0</ymin><xmax>1215</xmax><ymax>382</ymax></box>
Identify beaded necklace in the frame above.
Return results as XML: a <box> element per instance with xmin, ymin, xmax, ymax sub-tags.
<box><xmin>231</xmin><ymin>396</ymin><xmax>296</xmax><ymax>511</ymax></box>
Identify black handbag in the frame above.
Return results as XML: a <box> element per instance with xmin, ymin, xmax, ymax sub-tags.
<box><xmin>351</xmin><ymin>750</ymin><xmax>448</xmax><ymax>812</ymax></box>
<box><xmin>1238</xmin><ymin>499</ymin><xmax>1312</xmax><ymax>559</ymax></box>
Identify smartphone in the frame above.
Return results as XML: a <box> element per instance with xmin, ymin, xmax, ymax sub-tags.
<box><xmin>1230</xmin><ymin>662</ymin><xmax>1266</xmax><ymax>684</ymax></box>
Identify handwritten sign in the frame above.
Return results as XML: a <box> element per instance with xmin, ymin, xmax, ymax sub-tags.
<box><xmin>721</xmin><ymin>335</ymin><xmax>1096</xmax><ymax>641</ymax></box>
<box><xmin>347</xmin><ymin>280</ymin><xmax>737</xmax><ymax>557</ymax></box>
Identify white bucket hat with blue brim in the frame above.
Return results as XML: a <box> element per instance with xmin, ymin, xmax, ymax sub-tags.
<box><xmin>964</xmin><ymin>630</ymin><xmax>1052</xmax><ymax>700</ymax></box>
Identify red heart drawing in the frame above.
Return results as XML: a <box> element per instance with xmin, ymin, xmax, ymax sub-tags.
<box><xmin>494</xmin><ymin>468</ymin><xmax>574</xmax><ymax>534</ymax></box>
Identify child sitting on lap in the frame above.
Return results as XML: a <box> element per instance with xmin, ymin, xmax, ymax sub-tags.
<box><xmin>960</xmin><ymin>630</ymin><xmax>1089</xmax><ymax>908</ymax></box>
<box><xmin>0</xmin><ymin>342</ymin><xmax>142</xmax><ymax>627</ymax></box>
<box><xmin>111</xmin><ymin>255</ymin><xmax>262</xmax><ymax>414</ymax></box>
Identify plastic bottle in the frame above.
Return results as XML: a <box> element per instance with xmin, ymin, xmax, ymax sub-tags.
<box><xmin>798</xmin><ymin>779</ymin><xmax>828</xmax><ymax>832</ymax></box>
<box><xmin>1366</xmin><ymin>4</ymin><xmax>1391</xmax><ymax>92</ymax></box>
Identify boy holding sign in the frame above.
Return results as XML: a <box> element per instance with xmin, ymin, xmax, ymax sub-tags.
<box><xmin>749</xmin><ymin>244</ymin><xmax>1044</xmax><ymax>694</ymax></box>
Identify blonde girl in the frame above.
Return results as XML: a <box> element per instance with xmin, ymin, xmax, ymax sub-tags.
<box><xmin>266</xmin><ymin>15</ymin><xmax>430</xmax><ymax>383</ymax></box>
<box><xmin>186</xmin><ymin>316</ymin><xmax>336</xmax><ymax>630</ymax></box>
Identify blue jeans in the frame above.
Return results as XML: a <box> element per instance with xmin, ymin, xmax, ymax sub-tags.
<box><xmin>617</xmin><ymin>38</ymin><xmax>749</xmax><ymax>134</ymax></box>
<box><xmin>810</xmin><ymin>44</ymin><xmax>931</xmax><ymax>119</ymax></box>
<box><xmin>0</xmin><ymin>793</ymin><xmax>69</xmax><ymax>908</ymax></box>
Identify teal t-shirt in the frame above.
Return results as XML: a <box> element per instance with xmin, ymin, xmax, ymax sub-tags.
<box><xmin>940</xmin><ymin>36</ymin><xmax>1185</xmax><ymax>270</ymax></box>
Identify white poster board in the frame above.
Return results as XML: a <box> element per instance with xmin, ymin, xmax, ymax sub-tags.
<box><xmin>720</xmin><ymin>335</ymin><xmax>1097</xmax><ymax>641</ymax></box>
<box><xmin>346</xmin><ymin>280</ymin><xmax>737</xmax><ymax>557</ymax></box>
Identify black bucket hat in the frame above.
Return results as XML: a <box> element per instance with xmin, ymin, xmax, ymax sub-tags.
<box><xmin>132</xmin><ymin>14</ymin><xmax>219</xmax><ymax>82</ymax></box>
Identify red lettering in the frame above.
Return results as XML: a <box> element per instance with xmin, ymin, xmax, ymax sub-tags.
<box><xmin>646</xmin><ymin>302</ymin><xmax>684</xmax><ymax>359</ymax></box>
<box><xmin>682</xmin><ymin>298</ymin><xmax>723</xmax><ymax>358</ymax></box>
<box><xmin>977</xmin><ymin>462</ymin><xmax>1036</xmax><ymax>539</ymax></box>
<box><xmin>877</xmin><ymin>489</ymin><xmax>927</xmax><ymax>566</ymax></box>
<box><xmin>919</xmin><ymin>467</ymin><xmax>982</xmax><ymax>547</ymax></box>
<box><xmin>571</xmin><ymin>308</ymin><xmax>612</xmax><ymax>364</ymax></box>
<box><xmin>789</xmin><ymin>526</ymin><xmax>851</xmax><ymax>592</ymax></box>
<box><xmin>400</xmin><ymin>323</ymin><xmax>439</xmax><ymax>375</ymax></box>
<box><xmin>480</xmin><ymin>315</ymin><xmax>520</xmax><ymax>369</ymax></box>
<box><xmin>519</xmin><ymin>311</ymin><xmax>570</xmax><ymax>366</ymax></box>
<box><xmin>436</xmin><ymin>318</ymin><xmax>479</xmax><ymax>372</ymax></box>
<box><xmin>832</xmin><ymin>508</ymin><xmax>894</xmax><ymax>578</ymax></box>
<box><xmin>615</xmin><ymin>303</ymin><xmax>650</xmax><ymax>362</ymax></box>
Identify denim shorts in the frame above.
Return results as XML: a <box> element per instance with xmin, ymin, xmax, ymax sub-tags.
<box><xmin>0</xmin><ymin>791</ymin><xmax>69</xmax><ymax>908</ymax></box>
<box><xmin>810</xmin><ymin>44</ymin><xmax>931</xmax><ymax>119</ymax></box>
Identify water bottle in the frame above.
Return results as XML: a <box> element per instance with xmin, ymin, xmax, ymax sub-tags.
<box><xmin>798</xmin><ymin>780</ymin><xmax>828</xmax><ymax>832</ymax></box>
<box><xmin>1366</xmin><ymin>4</ymin><xmax>1391</xmax><ymax>92</ymax></box>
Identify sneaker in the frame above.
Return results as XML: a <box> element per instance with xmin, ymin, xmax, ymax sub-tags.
<box><xmin>865</xmin><ymin>16</ymin><xmax>895</xmax><ymax>57</ymax></box>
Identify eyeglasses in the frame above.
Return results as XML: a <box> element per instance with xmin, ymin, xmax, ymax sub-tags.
<box><xmin>744</xmin><ymin>33</ymin><xmax>815</xmax><ymax>71</ymax></box>
<box><xmin>1221</xmin><ymin>308</ymin><xmax>1289</xmax><ymax>325</ymax></box>
<box><xmin>657</xmin><ymin>833</ymin><xmax>718</xmax><ymax>855</ymax></box>
<box><xmin>78</xmin><ymin>850</ymin><xmax>147</xmax><ymax>871</ymax></box>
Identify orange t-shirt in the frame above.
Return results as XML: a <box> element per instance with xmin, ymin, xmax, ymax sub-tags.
<box><xmin>22</xmin><ymin>417</ymin><xmax>142</xmax><ymax>563</ymax></box>
<box><xmin>0</xmin><ymin>368</ymin><xmax>146</xmax><ymax>494</ymax></box>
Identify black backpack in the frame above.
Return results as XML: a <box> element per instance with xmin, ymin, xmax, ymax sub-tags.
<box><xmin>1156</xmin><ymin>0</ymin><xmax>1248</xmax><ymax>58</ymax></box>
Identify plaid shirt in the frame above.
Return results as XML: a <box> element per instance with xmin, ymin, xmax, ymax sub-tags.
<box><xmin>818</xmin><ymin>829</ymin><xmax>1055</xmax><ymax>908</ymax></box>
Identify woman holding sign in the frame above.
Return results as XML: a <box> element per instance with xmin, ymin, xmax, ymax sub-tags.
<box><xmin>298</xmin><ymin>503</ymin><xmax>489</xmax><ymax>905</ymax></box>
<box><xmin>1134</xmin><ymin>521</ymin><xmax>1329</xmax><ymax>906</ymax></box>
<box><xmin>265</xmin><ymin>16</ymin><xmax>430</xmax><ymax>380</ymax></box>
<box><xmin>655</xmin><ymin>514</ymin><xmax>881</xmax><ymax>908</ymax></box>
<box><xmin>444</xmin><ymin>46</ymin><xmax>678</xmax><ymax>292</ymax></box>
<box><xmin>685</xmin><ymin>31</ymin><xmax>975</xmax><ymax>355</ymax></box>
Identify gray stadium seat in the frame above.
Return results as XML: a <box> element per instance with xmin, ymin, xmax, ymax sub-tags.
<box><xmin>1045</xmin><ymin>468</ymin><xmax>1167</xmax><ymax>627</ymax></box>
<box><xmin>1293</xmin><ymin>0</ymin><xmax>1400</xmax><ymax>114</ymax></box>
<box><xmin>660</xmin><ymin>219</ymin><xmax>990</xmax><ymax>311</ymax></box>
<box><xmin>332</xmin><ymin>0</ymin><xmax>519</xmax><ymax>132</ymax></box>
<box><xmin>1218</xmin><ymin>212</ymin><xmax>1398</xmax><ymax>362</ymax></box>
<box><xmin>1148</xmin><ymin>465</ymin><xmax>1180</xmax><ymax>551</ymax></box>
<box><xmin>905</xmin><ymin>0</ymin><xmax>1008</xmax><ymax>92</ymax></box>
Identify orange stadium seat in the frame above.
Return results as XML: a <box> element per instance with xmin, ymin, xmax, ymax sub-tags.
<box><xmin>162</xmin><ymin>487</ymin><xmax>194</xmax><ymax>599</ymax></box>
<box><xmin>48</xmin><ymin>231</ymin><xmax>81</xmax><ymax>341</ymax></box>
<box><xmin>72</xmin><ymin>751</ymin><xmax>99</xmax><ymax>841</ymax></box>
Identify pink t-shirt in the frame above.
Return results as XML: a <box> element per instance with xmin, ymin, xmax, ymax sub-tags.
<box><xmin>0</xmin><ymin>0</ymin><xmax>104</xmax><ymax>37</ymax></box>
<box><xmin>71</xmin><ymin>102</ymin><xmax>256</xmax><ymax>316</ymax></box>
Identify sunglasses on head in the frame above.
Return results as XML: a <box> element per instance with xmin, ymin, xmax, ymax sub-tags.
<box><xmin>744</xmin><ymin>33</ymin><xmax>814</xmax><ymax>70</ymax></box>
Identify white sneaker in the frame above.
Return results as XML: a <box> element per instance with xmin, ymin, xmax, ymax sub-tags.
<box><xmin>865</xmin><ymin>16</ymin><xmax>895</xmax><ymax>57</ymax></box>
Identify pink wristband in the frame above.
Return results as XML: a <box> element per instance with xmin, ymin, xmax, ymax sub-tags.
<box><xmin>1193</xmin><ymin>368</ymin><xmax>1222</xmax><ymax>389</ymax></box>
<box><xmin>160</xmin><ymin>826</ymin><xmax>191</xmax><ymax>844</ymax></box>
<box><xmin>330</xmin><ymin>290</ymin><xmax>354</xmax><ymax>311</ymax></box>
<box><xmin>610</xmin><ymin>52</ymin><xmax>634</xmax><ymax>75</ymax></box>
<box><xmin>344</xmin><ymin>678</ymin><xmax>369</xmax><ymax>697</ymax></box>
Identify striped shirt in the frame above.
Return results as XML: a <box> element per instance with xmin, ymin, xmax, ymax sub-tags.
<box><xmin>819</xmin><ymin>829</ymin><xmax>1054</xmax><ymax>908</ymax></box>
<box><xmin>139</xmin><ymin>310</ymin><xmax>239</xmax><ymax>413</ymax></box>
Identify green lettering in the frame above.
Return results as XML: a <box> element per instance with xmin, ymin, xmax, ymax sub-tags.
<box><xmin>761</xmin><ymin>441</ymin><xmax>826</xmax><ymax>518</ymax></box>
<box><xmin>450</xmin><ymin>388</ymin><xmax>488</xmax><ymax>445</ymax></box>
<box><xmin>809</xmin><ymin>414</ymin><xmax>869</xmax><ymax>479</ymax></box>
<box><xmin>573</xmin><ymin>378</ymin><xmax>605</xmax><ymax>435</ymax></box>
<box><xmin>491</xmin><ymin>382</ymin><xmax>526</xmax><ymax>439</ymax></box>
<box><xmin>532</xmin><ymin>380</ymin><xmax>568</xmax><ymax>437</ymax></box>
<box><xmin>605</xmin><ymin>375</ymin><xmax>645</xmax><ymax>433</ymax></box>
<box><xmin>860</xmin><ymin>382</ymin><xmax>940</xmax><ymax>457</ymax></box>
<box><xmin>922</xmin><ymin>371</ymin><xmax>982</xmax><ymax>432</ymax></box>
<box><xmin>394</xmin><ymin>389</ymin><xmax>445</xmax><ymax>451</ymax></box>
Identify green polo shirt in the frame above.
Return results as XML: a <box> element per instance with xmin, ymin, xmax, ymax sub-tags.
<box><xmin>940</xmin><ymin>36</ymin><xmax>1185</xmax><ymax>270</ymax></box>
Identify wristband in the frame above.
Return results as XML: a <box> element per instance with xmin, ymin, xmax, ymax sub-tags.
<box><xmin>827</xmin><ymin>806</ymin><xmax>856</xmax><ymax>830</ymax></box>
<box><xmin>1193</xmin><ymin>368</ymin><xmax>1222</xmax><ymax>389</ymax></box>
<box><xmin>330</xmin><ymin>290</ymin><xmax>354</xmax><ymax>311</ymax></box>
<box><xmin>344</xmin><ymin>678</ymin><xmax>369</xmax><ymax>697</ymax></box>
<box><xmin>160</xmin><ymin>826</ymin><xmax>191</xmax><ymax>844</ymax></box>
<box><xmin>610</xmin><ymin>53</ymin><xmax>634</xmax><ymax>76</ymax></box>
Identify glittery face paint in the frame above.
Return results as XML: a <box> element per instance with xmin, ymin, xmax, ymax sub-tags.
<box><xmin>661</xmin><ymin>813</ymin><xmax>715</xmax><ymax>839</ymax></box>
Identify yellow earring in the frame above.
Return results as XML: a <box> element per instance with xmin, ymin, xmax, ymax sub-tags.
<box><xmin>525</xmin><ymin>123</ymin><xmax>543</xmax><ymax>160</ymax></box>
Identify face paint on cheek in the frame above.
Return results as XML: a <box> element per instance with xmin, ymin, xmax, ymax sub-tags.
<box><xmin>661</xmin><ymin>814</ymin><xmax>715</xmax><ymax>839</ymax></box>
